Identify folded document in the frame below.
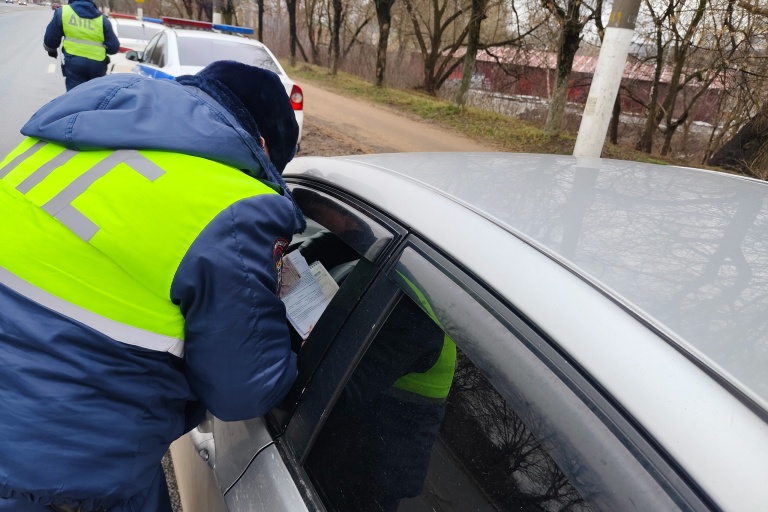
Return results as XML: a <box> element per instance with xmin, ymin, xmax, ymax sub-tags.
<box><xmin>279</xmin><ymin>251</ymin><xmax>339</xmax><ymax>339</ymax></box>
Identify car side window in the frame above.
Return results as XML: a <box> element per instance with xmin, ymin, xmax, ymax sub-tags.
<box><xmin>140</xmin><ymin>35</ymin><xmax>158</xmax><ymax>62</ymax></box>
<box><xmin>267</xmin><ymin>186</ymin><xmax>403</xmax><ymax>430</ymax></box>
<box><xmin>302</xmin><ymin>242</ymin><xmax>683</xmax><ymax>512</ymax></box>
<box><xmin>147</xmin><ymin>33</ymin><xmax>166</xmax><ymax>66</ymax></box>
<box><xmin>303</xmin><ymin>297</ymin><xmax>588</xmax><ymax>511</ymax></box>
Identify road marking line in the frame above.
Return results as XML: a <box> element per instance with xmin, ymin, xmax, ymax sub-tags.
<box><xmin>47</xmin><ymin>63</ymin><xmax>55</xmax><ymax>74</ymax></box>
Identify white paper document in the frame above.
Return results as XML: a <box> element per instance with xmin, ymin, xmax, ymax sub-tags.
<box><xmin>279</xmin><ymin>251</ymin><xmax>339</xmax><ymax>339</ymax></box>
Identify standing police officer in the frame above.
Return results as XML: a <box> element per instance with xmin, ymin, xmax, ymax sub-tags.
<box><xmin>43</xmin><ymin>0</ymin><xmax>119</xmax><ymax>91</ymax></box>
<box><xmin>0</xmin><ymin>62</ymin><xmax>303</xmax><ymax>511</ymax></box>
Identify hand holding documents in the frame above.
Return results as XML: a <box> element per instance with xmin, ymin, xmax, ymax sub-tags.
<box><xmin>279</xmin><ymin>250</ymin><xmax>340</xmax><ymax>339</ymax></box>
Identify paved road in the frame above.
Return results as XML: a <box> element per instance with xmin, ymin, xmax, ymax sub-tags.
<box><xmin>0</xmin><ymin>6</ymin><xmax>64</xmax><ymax>157</ymax></box>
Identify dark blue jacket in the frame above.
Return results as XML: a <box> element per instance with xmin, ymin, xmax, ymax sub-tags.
<box><xmin>43</xmin><ymin>0</ymin><xmax>120</xmax><ymax>57</ymax></box>
<box><xmin>0</xmin><ymin>73</ymin><xmax>302</xmax><ymax>511</ymax></box>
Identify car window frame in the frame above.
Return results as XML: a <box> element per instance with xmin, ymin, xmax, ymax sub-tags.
<box><xmin>140</xmin><ymin>32</ymin><xmax>160</xmax><ymax>63</ymax></box>
<box><xmin>267</xmin><ymin>183</ymin><xmax>408</xmax><ymax>435</ymax></box>
<box><xmin>270</xmin><ymin>227</ymin><xmax>717</xmax><ymax>512</ymax></box>
<box><xmin>147</xmin><ymin>32</ymin><xmax>167</xmax><ymax>67</ymax></box>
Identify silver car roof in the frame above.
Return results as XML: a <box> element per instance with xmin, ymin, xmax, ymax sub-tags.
<box><xmin>285</xmin><ymin>152</ymin><xmax>768</xmax><ymax>417</ymax></box>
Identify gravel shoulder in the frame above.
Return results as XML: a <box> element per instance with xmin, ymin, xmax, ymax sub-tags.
<box><xmin>297</xmin><ymin>81</ymin><xmax>497</xmax><ymax>155</ymax></box>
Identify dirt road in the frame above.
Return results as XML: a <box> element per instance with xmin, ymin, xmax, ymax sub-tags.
<box><xmin>297</xmin><ymin>81</ymin><xmax>497</xmax><ymax>156</ymax></box>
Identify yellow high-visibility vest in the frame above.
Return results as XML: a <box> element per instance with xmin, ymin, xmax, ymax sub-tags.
<box><xmin>0</xmin><ymin>138</ymin><xmax>279</xmax><ymax>356</ymax></box>
<box><xmin>392</xmin><ymin>273</ymin><xmax>457</xmax><ymax>401</ymax></box>
<box><xmin>61</xmin><ymin>5</ymin><xmax>106</xmax><ymax>61</ymax></box>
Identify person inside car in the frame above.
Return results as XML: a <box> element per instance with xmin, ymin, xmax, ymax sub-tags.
<box><xmin>0</xmin><ymin>61</ymin><xmax>303</xmax><ymax>512</ymax></box>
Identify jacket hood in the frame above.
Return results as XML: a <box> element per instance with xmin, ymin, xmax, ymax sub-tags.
<box><xmin>21</xmin><ymin>73</ymin><xmax>305</xmax><ymax>231</ymax></box>
<box><xmin>66</xmin><ymin>0</ymin><xmax>102</xmax><ymax>18</ymax></box>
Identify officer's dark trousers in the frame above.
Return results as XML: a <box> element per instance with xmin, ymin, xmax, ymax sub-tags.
<box><xmin>62</xmin><ymin>53</ymin><xmax>108</xmax><ymax>91</ymax></box>
<box><xmin>0</xmin><ymin>463</ymin><xmax>172</xmax><ymax>512</ymax></box>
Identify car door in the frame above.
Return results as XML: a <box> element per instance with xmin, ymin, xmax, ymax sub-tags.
<box><xmin>226</xmin><ymin>197</ymin><xmax>722</xmax><ymax>511</ymax></box>
<box><xmin>136</xmin><ymin>32</ymin><xmax>175</xmax><ymax>79</ymax></box>
<box><xmin>176</xmin><ymin>181</ymin><xmax>716</xmax><ymax>512</ymax></box>
<box><xmin>173</xmin><ymin>184</ymin><xmax>406</xmax><ymax>511</ymax></box>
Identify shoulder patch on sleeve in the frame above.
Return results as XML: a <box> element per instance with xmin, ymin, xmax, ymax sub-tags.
<box><xmin>273</xmin><ymin>238</ymin><xmax>290</xmax><ymax>294</ymax></box>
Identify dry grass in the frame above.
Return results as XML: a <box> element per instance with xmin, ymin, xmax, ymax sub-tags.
<box><xmin>286</xmin><ymin>62</ymin><xmax>692</xmax><ymax>166</ymax></box>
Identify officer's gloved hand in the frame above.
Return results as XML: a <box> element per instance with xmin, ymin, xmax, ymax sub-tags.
<box><xmin>47</xmin><ymin>48</ymin><xmax>58</xmax><ymax>59</ymax></box>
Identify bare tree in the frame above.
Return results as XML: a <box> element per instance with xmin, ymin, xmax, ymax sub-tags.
<box><xmin>221</xmin><ymin>0</ymin><xmax>237</xmax><ymax>24</ymax></box>
<box><xmin>374</xmin><ymin>0</ymin><xmax>398</xmax><ymax>86</ymax></box>
<box><xmin>541</xmin><ymin>0</ymin><xmax>604</xmax><ymax>136</ymax></box>
<box><xmin>330</xmin><ymin>0</ymin><xmax>343</xmax><ymax>73</ymax></box>
<box><xmin>287</xmin><ymin>0</ymin><xmax>299</xmax><ymax>65</ymax></box>
<box><xmin>257</xmin><ymin>0</ymin><xmax>265</xmax><ymax>40</ymax></box>
<box><xmin>633</xmin><ymin>0</ymin><xmax>708</xmax><ymax>154</ymax></box>
<box><xmin>303</xmin><ymin>0</ymin><xmax>329</xmax><ymax>65</ymax></box>
<box><xmin>709</xmin><ymin>0</ymin><xmax>768</xmax><ymax>175</ymax></box>
<box><xmin>402</xmin><ymin>0</ymin><xmax>473</xmax><ymax>94</ymax></box>
<box><xmin>454</xmin><ymin>0</ymin><xmax>486</xmax><ymax>106</ymax></box>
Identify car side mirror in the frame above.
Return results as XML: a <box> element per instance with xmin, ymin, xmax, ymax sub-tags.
<box><xmin>126</xmin><ymin>50</ymin><xmax>141</xmax><ymax>62</ymax></box>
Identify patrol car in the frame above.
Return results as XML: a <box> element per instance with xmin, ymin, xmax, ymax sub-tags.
<box><xmin>125</xmin><ymin>17</ymin><xmax>303</xmax><ymax>144</ymax></box>
<box><xmin>107</xmin><ymin>14</ymin><xmax>164</xmax><ymax>74</ymax></box>
<box><xmin>171</xmin><ymin>152</ymin><xmax>768</xmax><ymax>512</ymax></box>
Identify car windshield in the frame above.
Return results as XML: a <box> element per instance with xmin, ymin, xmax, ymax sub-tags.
<box><xmin>118</xmin><ymin>24</ymin><xmax>163</xmax><ymax>41</ymax></box>
<box><xmin>177</xmin><ymin>37</ymin><xmax>281</xmax><ymax>74</ymax></box>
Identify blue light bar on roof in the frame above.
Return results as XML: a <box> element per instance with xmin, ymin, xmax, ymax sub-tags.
<box><xmin>213</xmin><ymin>23</ymin><xmax>254</xmax><ymax>34</ymax></box>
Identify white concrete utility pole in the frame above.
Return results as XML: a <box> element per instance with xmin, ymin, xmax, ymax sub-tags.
<box><xmin>572</xmin><ymin>0</ymin><xmax>642</xmax><ymax>157</ymax></box>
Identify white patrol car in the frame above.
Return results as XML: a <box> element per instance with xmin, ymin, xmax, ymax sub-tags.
<box><xmin>125</xmin><ymin>17</ymin><xmax>304</xmax><ymax>145</ymax></box>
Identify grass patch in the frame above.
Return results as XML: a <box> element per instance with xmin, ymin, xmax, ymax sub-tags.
<box><xmin>286</xmin><ymin>62</ymin><xmax>699</xmax><ymax>166</ymax></box>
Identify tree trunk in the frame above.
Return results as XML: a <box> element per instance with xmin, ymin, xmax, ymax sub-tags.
<box><xmin>544</xmin><ymin>23</ymin><xmax>581</xmax><ymax>136</ymax></box>
<box><xmin>222</xmin><ymin>0</ymin><xmax>235</xmax><ymax>25</ymax></box>
<box><xmin>287</xmin><ymin>0</ymin><xmax>297</xmax><ymax>67</ymax></box>
<box><xmin>608</xmin><ymin>94</ymin><xmax>621</xmax><ymax>144</ymax></box>
<box><xmin>330</xmin><ymin>0</ymin><xmax>343</xmax><ymax>75</ymax></box>
<box><xmin>455</xmin><ymin>0</ymin><xmax>484</xmax><ymax>107</ymax></box>
<box><xmin>374</xmin><ymin>0</ymin><xmax>395</xmax><ymax>86</ymax></box>
<box><xmin>709</xmin><ymin>110</ymin><xmax>768</xmax><ymax>178</ymax></box>
<box><xmin>257</xmin><ymin>0</ymin><xmax>264</xmax><ymax>41</ymax></box>
<box><xmin>181</xmin><ymin>0</ymin><xmax>194</xmax><ymax>18</ymax></box>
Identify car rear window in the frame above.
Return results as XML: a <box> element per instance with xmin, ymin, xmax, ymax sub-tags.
<box><xmin>177</xmin><ymin>38</ymin><xmax>282</xmax><ymax>75</ymax></box>
<box><xmin>118</xmin><ymin>24</ymin><xmax>163</xmax><ymax>41</ymax></box>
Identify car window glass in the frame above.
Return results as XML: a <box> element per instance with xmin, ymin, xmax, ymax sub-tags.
<box><xmin>303</xmin><ymin>285</ymin><xmax>590</xmax><ymax>511</ymax></box>
<box><xmin>302</xmin><ymin>244</ymin><xmax>681</xmax><ymax>512</ymax></box>
<box><xmin>148</xmin><ymin>33</ymin><xmax>167</xmax><ymax>66</ymax></box>
<box><xmin>290</xmin><ymin>187</ymin><xmax>395</xmax><ymax>264</ymax></box>
<box><xmin>117</xmin><ymin>24</ymin><xmax>163</xmax><ymax>41</ymax></box>
<box><xmin>272</xmin><ymin>188</ymin><xmax>397</xmax><ymax>386</ymax></box>
<box><xmin>141</xmin><ymin>35</ymin><xmax>159</xmax><ymax>61</ymax></box>
<box><xmin>176</xmin><ymin>38</ymin><xmax>281</xmax><ymax>74</ymax></box>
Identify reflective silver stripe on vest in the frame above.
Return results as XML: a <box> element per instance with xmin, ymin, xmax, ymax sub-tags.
<box><xmin>31</xmin><ymin>149</ymin><xmax>166</xmax><ymax>242</ymax></box>
<box><xmin>0</xmin><ymin>266</ymin><xmax>184</xmax><ymax>357</ymax></box>
<box><xmin>0</xmin><ymin>140</ymin><xmax>47</xmax><ymax>179</ymax></box>
<box><xmin>18</xmin><ymin>148</ymin><xmax>78</xmax><ymax>193</ymax></box>
<box><xmin>64</xmin><ymin>37</ymin><xmax>105</xmax><ymax>47</ymax></box>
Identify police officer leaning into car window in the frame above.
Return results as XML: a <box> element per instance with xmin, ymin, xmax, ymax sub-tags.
<box><xmin>43</xmin><ymin>0</ymin><xmax>119</xmax><ymax>91</ymax></box>
<box><xmin>0</xmin><ymin>61</ymin><xmax>303</xmax><ymax>512</ymax></box>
